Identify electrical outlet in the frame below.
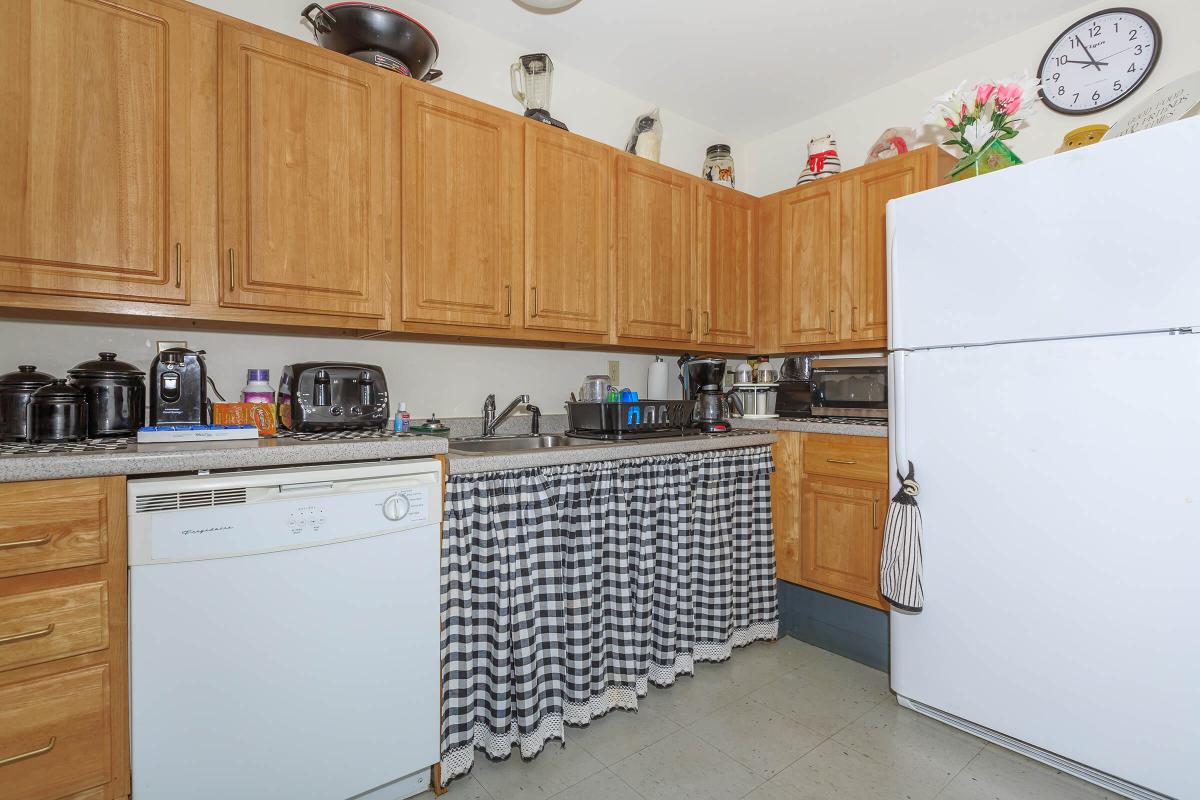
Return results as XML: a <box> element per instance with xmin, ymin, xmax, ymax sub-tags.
<box><xmin>607</xmin><ymin>360</ymin><xmax>620</xmax><ymax>386</ymax></box>
<box><xmin>156</xmin><ymin>340</ymin><xmax>187</xmax><ymax>352</ymax></box>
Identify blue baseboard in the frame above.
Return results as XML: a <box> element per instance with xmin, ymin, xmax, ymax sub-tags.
<box><xmin>777</xmin><ymin>580</ymin><xmax>889</xmax><ymax>672</ymax></box>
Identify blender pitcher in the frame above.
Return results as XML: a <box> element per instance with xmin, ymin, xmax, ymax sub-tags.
<box><xmin>510</xmin><ymin>53</ymin><xmax>568</xmax><ymax>130</ymax></box>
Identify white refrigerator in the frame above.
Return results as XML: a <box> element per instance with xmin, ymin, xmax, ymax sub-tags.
<box><xmin>887</xmin><ymin>119</ymin><xmax>1200</xmax><ymax>800</ymax></box>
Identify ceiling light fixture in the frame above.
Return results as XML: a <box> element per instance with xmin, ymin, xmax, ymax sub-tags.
<box><xmin>512</xmin><ymin>0</ymin><xmax>583</xmax><ymax>13</ymax></box>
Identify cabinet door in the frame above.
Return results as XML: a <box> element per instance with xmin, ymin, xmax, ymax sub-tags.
<box><xmin>771</xmin><ymin>432</ymin><xmax>803</xmax><ymax>584</ymax></box>
<box><xmin>615</xmin><ymin>157</ymin><xmax>694</xmax><ymax>343</ymax></box>
<box><xmin>847</xmin><ymin>157</ymin><xmax>923</xmax><ymax>342</ymax></box>
<box><xmin>779</xmin><ymin>182</ymin><xmax>840</xmax><ymax>347</ymax></box>
<box><xmin>800</xmin><ymin>477</ymin><xmax>887</xmax><ymax>609</ymax></box>
<box><xmin>698</xmin><ymin>186</ymin><xmax>755</xmax><ymax>348</ymax></box>
<box><xmin>524</xmin><ymin>124</ymin><xmax>611</xmax><ymax>336</ymax></box>
<box><xmin>0</xmin><ymin>0</ymin><xmax>189</xmax><ymax>304</ymax></box>
<box><xmin>402</xmin><ymin>85</ymin><xmax>523</xmax><ymax>329</ymax></box>
<box><xmin>218</xmin><ymin>25</ymin><xmax>391</xmax><ymax>319</ymax></box>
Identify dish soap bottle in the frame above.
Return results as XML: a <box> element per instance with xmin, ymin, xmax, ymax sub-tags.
<box><xmin>393</xmin><ymin>402</ymin><xmax>410</xmax><ymax>433</ymax></box>
<box><xmin>241</xmin><ymin>369</ymin><xmax>274</xmax><ymax>403</ymax></box>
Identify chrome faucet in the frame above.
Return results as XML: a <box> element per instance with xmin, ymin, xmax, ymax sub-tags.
<box><xmin>481</xmin><ymin>393</ymin><xmax>530</xmax><ymax>437</ymax></box>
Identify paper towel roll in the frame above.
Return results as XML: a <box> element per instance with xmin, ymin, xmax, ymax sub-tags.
<box><xmin>647</xmin><ymin>356</ymin><xmax>670</xmax><ymax>400</ymax></box>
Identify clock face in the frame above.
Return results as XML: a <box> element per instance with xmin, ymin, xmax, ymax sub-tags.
<box><xmin>1038</xmin><ymin>8</ymin><xmax>1161</xmax><ymax>115</ymax></box>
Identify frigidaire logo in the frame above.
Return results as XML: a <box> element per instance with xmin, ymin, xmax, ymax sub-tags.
<box><xmin>180</xmin><ymin>526</ymin><xmax>234</xmax><ymax>536</ymax></box>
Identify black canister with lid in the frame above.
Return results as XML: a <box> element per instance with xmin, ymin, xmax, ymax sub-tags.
<box><xmin>68</xmin><ymin>352</ymin><xmax>146</xmax><ymax>437</ymax></box>
<box><xmin>0</xmin><ymin>365</ymin><xmax>57</xmax><ymax>441</ymax></box>
<box><xmin>27</xmin><ymin>379</ymin><xmax>88</xmax><ymax>443</ymax></box>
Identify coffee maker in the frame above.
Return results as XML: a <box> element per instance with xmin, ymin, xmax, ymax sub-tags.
<box><xmin>149</xmin><ymin>347</ymin><xmax>209</xmax><ymax>426</ymax></box>
<box><xmin>678</xmin><ymin>355</ymin><xmax>744</xmax><ymax>432</ymax></box>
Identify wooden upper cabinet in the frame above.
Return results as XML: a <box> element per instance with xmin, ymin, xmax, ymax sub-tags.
<box><xmin>615</xmin><ymin>156</ymin><xmax>695</xmax><ymax>343</ymax></box>
<box><xmin>524</xmin><ymin>124</ymin><xmax>611</xmax><ymax>336</ymax></box>
<box><xmin>698</xmin><ymin>186</ymin><xmax>755</xmax><ymax>348</ymax></box>
<box><xmin>846</xmin><ymin>156</ymin><xmax>922</xmax><ymax>342</ymax></box>
<box><xmin>800</xmin><ymin>477</ymin><xmax>887</xmax><ymax>609</ymax></box>
<box><xmin>0</xmin><ymin>0</ymin><xmax>190</xmax><ymax>304</ymax></box>
<box><xmin>218</xmin><ymin>25</ymin><xmax>393</xmax><ymax>320</ymax></box>
<box><xmin>779</xmin><ymin>181</ymin><xmax>840</xmax><ymax>348</ymax></box>
<box><xmin>402</xmin><ymin>85</ymin><xmax>523</xmax><ymax>329</ymax></box>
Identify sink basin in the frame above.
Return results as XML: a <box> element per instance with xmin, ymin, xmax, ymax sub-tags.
<box><xmin>449</xmin><ymin>434</ymin><xmax>596</xmax><ymax>454</ymax></box>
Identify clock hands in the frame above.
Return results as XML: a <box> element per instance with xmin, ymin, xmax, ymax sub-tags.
<box><xmin>1063</xmin><ymin>59</ymin><xmax>1110</xmax><ymax>67</ymax></box>
<box><xmin>1075</xmin><ymin>35</ymin><xmax>1107</xmax><ymax>70</ymax></box>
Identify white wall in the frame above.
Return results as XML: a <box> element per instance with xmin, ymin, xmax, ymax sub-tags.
<box><xmin>0</xmin><ymin>320</ymin><xmax>662</xmax><ymax>419</ymax></box>
<box><xmin>195</xmin><ymin>0</ymin><xmax>738</xmax><ymax>176</ymax></box>
<box><xmin>742</xmin><ymin>0</ymin><xmax>1200</xmax><ymax>195</ymax></box>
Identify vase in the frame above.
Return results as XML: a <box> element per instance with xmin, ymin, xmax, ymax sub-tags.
<box><xmin>948</xmin><ymin>138</ymin><xmax>1023</xmax><ymax>181</ymax></box>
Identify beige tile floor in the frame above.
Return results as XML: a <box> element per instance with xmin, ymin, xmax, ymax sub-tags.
<box><xmin>425</xmin><ymin>636</ymin><xmax>1121</xmax><ymax>800</ymax></box>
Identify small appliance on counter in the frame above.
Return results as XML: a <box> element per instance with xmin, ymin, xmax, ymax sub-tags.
<box><xmin>0</xmin><ymin>365</ymin><xmax>56</xmax><ymax>442</ymax></box>
<box><xmin>776</xmin><ymin>354</ymin><xmax>816</xmax><ymax>418</ymax></box>
<box><xmin>810</xmin><ymin>356</ymin><xmax>887</xmax><ymax>419</ymax></box>
<box><xmin>68</xmin><ymin>352</ymin><xmax>145</xmax><ymax>438</ymax></box>
<box><xmin>149</xmin><ymin>347</ymin><xmax>210</xmax><ymax>426</ymax></box>
<box><xmin>278</xmin><ymin>363</ymin><xmax>389</xmax><ymax>432</ymax></box>
<box><xmin>301</xmin><ymin>2</ymin><xmax>442</xmax><ymax>80</ymax></box>
<box><xmin>678</xmin><ymin>355</ymin><xmax>743</xmax><ymax>432</ymax></box>
<box><xmin>511</xmin><ymin>53</ymin><xmax>567</xmax><ymax>130</ymax></box>
<box><xmin>731</xmin><ymin>383</ymin><xmax>778</xmax><ymax>419</ymax></box>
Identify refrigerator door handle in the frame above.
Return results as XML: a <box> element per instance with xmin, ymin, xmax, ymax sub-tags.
<box><xmin>891</xmin><ymin>350</ymin><xmax>909</xmax><ymax>478</ymax></box>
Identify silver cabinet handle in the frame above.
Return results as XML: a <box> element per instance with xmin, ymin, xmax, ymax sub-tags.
<box><xmin>0</xmin><ymin>623</ymin><xmax>54</xmax><ymax>646</ymax></box>
<box><xmin>174</xmin><ymin>242</ymin><xmax>182</xmax><ymax>289</ymax></box>
<box><xmin>227</xmin><ymin>249</ymin><xmax>236</xmax><ymax>291</ymax></box>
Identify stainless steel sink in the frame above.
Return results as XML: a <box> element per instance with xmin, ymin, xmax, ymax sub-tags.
<box><xmin>448</xmin><ymin>434</ymin><xmax>596</xmax><ymax>454</ymax></box>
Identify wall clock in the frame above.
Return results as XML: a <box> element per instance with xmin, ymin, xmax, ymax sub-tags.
<box><xmin>1038</xmin><ymin>7</ymin><xmax>1161</xmax><ymax>115</ymax></box>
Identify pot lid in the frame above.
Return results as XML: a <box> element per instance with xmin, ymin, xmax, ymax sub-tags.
<box><xmin>68</xmin><ymin>352</ymin><xmax>144</xmax><ymax>378</ymax></box>
<box><xmin>0</xmin><ymin>364</ymin><xmax>56</xmax><ymax>390</ymax></box>
<box><xmin>31</xmin><ymin>379</ymin><xmax>86</xmax><ymax>401</ymax></box>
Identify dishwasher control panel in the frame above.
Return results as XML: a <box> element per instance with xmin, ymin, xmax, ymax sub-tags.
<box><xmin>128</xmin><ymin>462</ymin><xmax>442</xmax><ymax>565</ymax></box>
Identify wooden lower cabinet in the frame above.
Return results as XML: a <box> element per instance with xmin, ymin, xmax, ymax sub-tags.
<box><xmin>0</xmin><ymin>477</ymin><xmax>128</xmax><ymax>800</ymax></box>
<box><xmin>773</xmin><ymin>432</ymin><xmax>889</xmax><ymax>610</ymax></box>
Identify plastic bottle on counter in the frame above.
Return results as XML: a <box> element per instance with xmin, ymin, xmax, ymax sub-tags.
<box><xmin>393</xmin><ymin>402</ymin><xmax>410</xmax><ymax>433</ymax></box>
<box><xmin>241</xmin><ymin>369</ymin><xmax>274</xmax><ymax>403</ymax></box>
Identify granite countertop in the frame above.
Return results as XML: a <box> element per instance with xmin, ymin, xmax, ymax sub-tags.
<box><xmin>0</xmin><ymin>433</ymin><xmax>450</xmax><ymax>483</ymax></box>
<box><xmin>445</xmin><ymin>430</ymin><xmax>778</xmax><ymax>475</ymax></box>
<box><xmin>730</xmin><ymin>417</ymin><xmax>888</xmax><ymax>439</ymax></box>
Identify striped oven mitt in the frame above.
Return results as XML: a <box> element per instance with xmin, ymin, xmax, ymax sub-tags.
<box><xmin>880</xmin><ymin>462</ymin><xmax>923</xmax><ymax>612</ymax></box>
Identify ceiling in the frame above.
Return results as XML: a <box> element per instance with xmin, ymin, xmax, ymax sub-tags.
<box><xmin>430</xmin><ymin>0</ymin><xmax>1085</xmax><ymax>140</ymax></box>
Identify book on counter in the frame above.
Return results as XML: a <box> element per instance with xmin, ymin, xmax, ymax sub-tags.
<box><xmin>136</xmin><ymin>424</ymin><xmax>260</xmax><ymax>444</ymax></box>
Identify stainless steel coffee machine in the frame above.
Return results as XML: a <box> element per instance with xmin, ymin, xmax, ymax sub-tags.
<box><xmin>678</xmin><ymin>355</ymin><xmax>743</xmax><ymax>432</ymax></box>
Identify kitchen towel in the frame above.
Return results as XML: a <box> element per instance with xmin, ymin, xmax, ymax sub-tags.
<box><xmin>880</xmin><ymin>463</ymin><xmax>924</xmax><ymax>612</ymax></box>
<box><xmin>438</xmin><ymin>445</ymin><xmax>778</xmax><ymax>784</ymax></box>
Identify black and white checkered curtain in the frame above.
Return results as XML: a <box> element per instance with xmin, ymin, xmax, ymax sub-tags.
<box><xmin>439</xmin><ymin>445</ymin><xmax>778</xmax><ymax>783</ymax></box>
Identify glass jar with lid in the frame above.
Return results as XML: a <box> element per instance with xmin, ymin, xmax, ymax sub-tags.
<box><xmin>702</xmin><ymin>144</ymin><xmax>735</xmax><ymax>188</ymax></box>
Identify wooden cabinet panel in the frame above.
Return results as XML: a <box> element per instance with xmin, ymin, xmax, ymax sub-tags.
<box><xmin>802</xmin><ymin>433</ymin><xmax>888</xmax><ymax>483</ymax></box>
<box><xmin>402</xmin><ymin>85</ymin><xmax>523</xmax><ymax>329</ymax></box>
<box><xmin>847</xmin><ymin>157</ymin><xmax>921</xmax><ymax>342</ymax></box>
<box><xmin>218</xmin><ymin>24</ymin><xmax>392</xmax><ymax>319</ymax></box>
<box><xmin>615</xmin><ymin>156</ymin><xmax>695</xmax><ymax>343</ymax></box>
<box><xmin>524</xmin><ymin>124</ymin><xmax>611</xmax><ymax>336</ymax></box>
<box><xmin>0</xmin><ymin>664</ymin><xmax>111</xmax><ymax>800</ymax></box>
<box><xmin>801</xmin><ymin>477</ymin><xmax>887</xmax><ymax>610</ymax></box>
<box><xmin>0</xmin><ymin>0</ymin><xmax>189</xmax><ymax>304</ymax></box>
<box><xmin>755</xmin><ymin>196</ymin><xmax>781</xmax><ymax>353</ymax></box>
<box><xmin>0</xmin><ymin>480</ymin><xmax>108</xmax><ymax>579</ymax></box>
<box><xmin>0</xmin><ymin>582</ymin><xmax>108</xmax><ymax>673</ymax></box>
<box><xmin>771</xmin><ymin>432</ymin><xmax>803</xmax><ymax>584</ymax></box>
<box><xmin>698</xmin><ymin>186</ymin><xmax>755</xmax><ymax>348</ymax></box>
<box><xmin>779</xmin><ymin>182</ymin><xmax>840</xmax><ymax>347</ymax></box>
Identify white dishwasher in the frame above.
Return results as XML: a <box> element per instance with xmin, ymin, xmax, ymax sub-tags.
<box><xmin>127</xmin><ymin>460</ymin><xmax>442</xmax><ymax>800</ymax></box>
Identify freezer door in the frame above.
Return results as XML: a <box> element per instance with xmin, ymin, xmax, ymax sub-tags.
<box><xmin>889</xmin><ymin>332</ymin><xmax>1200</xmax><ymax>799</ymax></box>
<box><xmin>888</xmin><ymin>118</ymin><xmax>1200</xmax><ymax>350</ymax></box>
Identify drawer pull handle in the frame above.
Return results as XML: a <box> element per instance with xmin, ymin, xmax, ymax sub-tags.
<box><xmin>0</xmin><ymin>533</ymin><xmax>52</xmax><ymax>551</ymax></box>
<box><xmin>825</xmin><ymin>458</ymin><xmax>858</xmax><ymax>465</ymax></box>
<box><xmin>0</xmin><ymin>736</ymin><xmax>56</xmax><ymax>768</ymax></box>
<box><xmin>0</xmin><ymin>623</ymin><xmax>54</xmax><ymax>646</ymax></box>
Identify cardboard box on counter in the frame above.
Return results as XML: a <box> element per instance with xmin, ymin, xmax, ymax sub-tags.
<box><xmin>212</xmin><ymin>402</ymin><xmax>278</xmax><ymax>435</ymax></box>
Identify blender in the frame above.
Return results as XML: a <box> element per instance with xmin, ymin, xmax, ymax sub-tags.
<box><xmin>510</xmin><ymin>53</ymin><xmax>568</xmax><ymax>130</ymax></box>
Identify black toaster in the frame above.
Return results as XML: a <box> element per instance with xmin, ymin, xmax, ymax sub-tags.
<box><xmin>278</xmin><ymin>363</ymin><xmax>389</xmax><ymax>432</ymax></box>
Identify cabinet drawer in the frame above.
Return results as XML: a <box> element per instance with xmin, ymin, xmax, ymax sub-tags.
<box><xmin>0</xmin><ymin>582</ymin><xmax>108</xmax><ymax>672</ymax></box>
<box><xmin>802</xmin><ymin>433</ymin><xmax>887</xmax><ymax>482</ymax></box>
<box><xmin>0</xmin><ymin>479</ymin><xmax>109</xmax><ymax>578</ymax></box>
<box><xmin>0</xmin><ymin>664</ymin><xmax>111</xmax><ymax>800</ymax></box>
